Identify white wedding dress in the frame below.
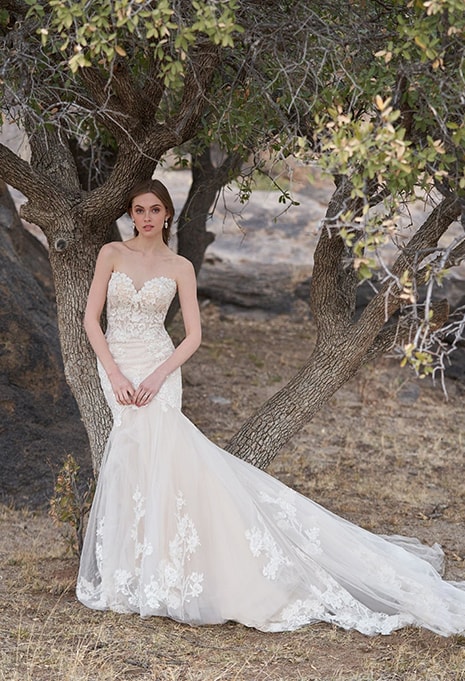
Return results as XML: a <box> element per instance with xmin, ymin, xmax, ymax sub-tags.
<box><xmin>76</xmin><ymin>271</ymin><xmax>465</xmax><ymax>636</ymax></box>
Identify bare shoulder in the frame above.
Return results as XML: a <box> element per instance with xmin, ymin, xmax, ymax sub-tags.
<box><xmin>172</xmin><ymin>254</ymin><xmax>195</xmax><ymax>281</ymax></box>
<box><xmin>97</xmin><ymin>241</ymin><xmax>129</xmax><ymax>269</ymax></box>
<box><xmin>97</xmin><ymin>241</ymin><xmax>124</xmax><ymax>261</ymax></box>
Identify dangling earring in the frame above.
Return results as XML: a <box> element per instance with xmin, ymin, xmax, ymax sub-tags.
<box><xmin>132</xmin><ymin>219</ymin><xmax>138</xmax><ymax>237</ymax></box>
<box><xmin>163</xmin><ymin>218</ymin><xmax>169</xmax><ymax>230</ymax></box>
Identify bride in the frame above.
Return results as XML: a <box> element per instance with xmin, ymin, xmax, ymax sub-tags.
<box><xmin>76</xmin><ymin>179</ymin><xmax>465</xmax><ymax>636</ymax></box>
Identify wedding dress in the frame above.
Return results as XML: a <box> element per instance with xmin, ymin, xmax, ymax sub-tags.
<box><xmin>76</xmin><ymin>270</ymin><xmax>465</xmax><ymax>636</ymax></box>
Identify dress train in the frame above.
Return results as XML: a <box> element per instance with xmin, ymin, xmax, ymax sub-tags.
<box><xmin>76</xmin><ymin>272</ymin><xmax>465</xmax><ymax>636</ymax></box>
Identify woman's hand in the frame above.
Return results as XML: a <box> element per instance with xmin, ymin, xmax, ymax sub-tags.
<box><xmin>109</xmin><ymin>369</ymin><xmax>135</xmax><ymax>405</ymax></box>
<box><xmin>134</xmin><ymin>367</ymin><xmax>168</xmax><ymax>407</ymax></box>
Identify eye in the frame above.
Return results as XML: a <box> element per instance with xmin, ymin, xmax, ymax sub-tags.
<box><xmin>135</xmin><ymin>208</ymin><xmax>143</xmax><ymax>214</ymax></box>
<box><xmin>152</xmin><ymin>207</ymin><xmax>160</xmax><ymax>213</ymax></box>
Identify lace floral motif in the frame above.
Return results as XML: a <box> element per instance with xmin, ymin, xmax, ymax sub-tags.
<box><xmin>279</xmin><ymin>578</ymin><xmax>412</xmax><ymax>635</ymax></box>
<box><xmin>97</xmin><ymin>271</ymin><xmax>182</xmax><ymax>425</ymax></box>
<box><xmin>258</xmin><ymin>490</ymin><xmax>322</xmax><ymax>556</ymax></box>
<box><xmin>106</xmin><ymin>272</ymin><xmax>177</xmax><ymax>346</ymax></box>
<box><xmin>95</xmin><ymin>518</ymin><xmax>104</xmax><ymax>572</ymax></box>
<box><xmin>144</xmin><ymin>492</ymin><xmax>204</xmax><ymax>610</ymax></box>
<box><xmin>131</xmin><ymin>487</ymin><xmax>153</xmax><ymax>562</ymax></box>
<box><xmin>245</xmin><ymin>520</ymin><xmax>293</xmax><ymax>579</ymax></box>
<box><xmin>279</xmin><ymin>596</ymin><xmax>406</xmax><ymax>634</ymax></box>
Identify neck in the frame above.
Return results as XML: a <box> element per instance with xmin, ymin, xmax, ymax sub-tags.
<box><xmin>133</xmin><ymin>235</ymin><xmax>167</xmax><ymax>254</ymax></box>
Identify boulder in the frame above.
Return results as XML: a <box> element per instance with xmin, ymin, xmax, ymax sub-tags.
<box><xmin>0</xmin><ymin>182</ymin><xmax>91</xmax><ymax>508</ymax></box>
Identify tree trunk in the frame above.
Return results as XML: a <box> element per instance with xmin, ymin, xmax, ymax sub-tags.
<box><xmin>167</xmin><ymin>145</ymin><xmax>243</xmax><ymax>323</ymax></box>
<box><xmin>226</xmin><ymin>332</ymin><xmax>366</xmax><ymax>467</ymax></box>
<box><xmin>48</xmin><ymin>229</ymin><xmax>114</xmax><ymax>470</ymax></box>
<box><xmin>226</xmin><ymin>188</ymin><xmax>460</xmax><ymax>469</ymax></box>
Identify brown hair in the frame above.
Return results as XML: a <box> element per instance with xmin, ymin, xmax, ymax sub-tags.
<box><xmin>126</xmin><ymin>179</ymin><xmax>175</xmax><ymax>245</ymax></box>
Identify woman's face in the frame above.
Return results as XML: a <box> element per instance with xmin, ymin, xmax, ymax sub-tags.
<box><xmin>130</xmin><ymin>192</ymin><xmax>170</xmax><ymax>237</ymax></box>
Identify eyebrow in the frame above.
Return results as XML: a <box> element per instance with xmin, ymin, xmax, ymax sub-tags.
<box><xmin>133</xmin><ymin>202</ymin><xmax>163</xmax><ymax>208</ymax></box>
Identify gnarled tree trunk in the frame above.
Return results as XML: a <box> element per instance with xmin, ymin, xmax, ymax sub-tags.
<box><xmin>0</xmin><ymin>39</ymin><xmax>221</xmax><ymax>473</ymax></box>
<box><xmin>227</xmin><ymin>183</ymin><xmax>458</xmax><ymax>468</ymax></box>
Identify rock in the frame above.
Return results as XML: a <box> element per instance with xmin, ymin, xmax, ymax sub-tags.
<box><xmin>0</xmin><ymin>183</ymin><xmax>91</xmax><ymax>509</ymax></box>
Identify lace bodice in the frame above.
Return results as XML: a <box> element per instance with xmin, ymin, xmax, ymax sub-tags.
<box><xmin>106</xmin><ymin>271</ymin><xmax>177</xmax><ymax>346</ymax></box>
<box><xmin>97</xmin><ymin>270</ymin><xmax>182</xmax><ymax>421</ymax></box>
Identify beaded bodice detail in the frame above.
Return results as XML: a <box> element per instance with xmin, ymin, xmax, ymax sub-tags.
<box><xmin>106</xmin><ymin>271</ymin><xmax>176</xmax><ymax>346</ymax></box>
<box><xmin>98</xmin><ymin>270</ymin><xmax>182</xmax><ymax>421</ymax></box>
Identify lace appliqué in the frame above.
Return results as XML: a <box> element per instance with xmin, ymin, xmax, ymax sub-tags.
<box><xmin>279</xmin><ymin>573</ymin><xmax>413</xmax><ymax>635</ymax></box>
<box><xmin>131</xmin><ymin>487</ymin><xmax>154</xmax><ymax>562</ymax></box>
<box><xmin>144</xmin><ymin>492</ymin><xmax>204</xmax><ymax>610</ymax></box>
<box><xmin>258</xmin><ymin>490</ymin><xmax>322</xmax><ymax>556</ymax></box>
<box><xmin>246</xmin><ymin>519</ymin><xmax>293</xmax><ymax>580</ymax></box>
<box><xmin>97</xmin><ymin>272</ymin><xmax>182</xmax><ymax>425</ymax></box>
<box><xmin>106</xmin><ymin>272</ymin><xmax>177</xmax><ymax>346</ymax></box>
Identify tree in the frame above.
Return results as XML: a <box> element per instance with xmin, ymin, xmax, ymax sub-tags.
<box><xmin>0</xmin><ymin>0</ymin><xmax>244</xmax><ymax>468</ymax></box>
<box><xmin>228</xmin><ymin>0</ymin><xmax>465</xmax><ymax>464</ymax></box>
<box><xmin>1</xmin><ymin>0</ymin><xmax>464</xmax><ymax>475</ymax></box>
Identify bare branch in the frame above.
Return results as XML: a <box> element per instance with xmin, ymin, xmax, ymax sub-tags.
<box><xmin>168</xmin><ymin>40</ymin><xmax>220</xmax><ymax>144</ymax></box>
<box><xmin>363</xmin><ymin>299</ymin><xmax>450</xmax><ymax>364</ymax></box>
<box><xmin>358</xmin><ymin>196</ymin><xmax>461</xmax><ymax>330</ymax></box>
<box><xmin>391</xmin><ymin>196</ymin><xmax>461</xmax><ymax>279</ymax></box>
<box><xmin>444</xmin><ymin>240</ymin><xmax>465</xmax><ymax>269</ymax></box>
<box><xmin>77</xmin><ymin>68</ymin><xmax>135</xmax><ymax>141</ymax></box>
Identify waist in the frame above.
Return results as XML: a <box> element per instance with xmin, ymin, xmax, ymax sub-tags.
<box><xmin>108</xmin><ymin>336</ymin><xmax>174</xmax><ymax>363</ymax></box>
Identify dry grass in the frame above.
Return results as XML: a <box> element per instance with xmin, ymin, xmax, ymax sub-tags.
<box><xmin>2</xmin><ymin>301</ymin><xmax>465</xmax><ymax>680</ymax></box>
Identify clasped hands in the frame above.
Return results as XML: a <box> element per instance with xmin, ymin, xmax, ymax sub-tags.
<box><xmin>110</xmin><ymin>367</ymin><xmax>167</xmax><ymax>407</ymax></box>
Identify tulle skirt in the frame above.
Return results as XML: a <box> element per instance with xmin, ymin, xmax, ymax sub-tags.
<box><xmin>77</xmin><ymin>342</ymin><xmax>465</xmax><ymax>636</ymax></box>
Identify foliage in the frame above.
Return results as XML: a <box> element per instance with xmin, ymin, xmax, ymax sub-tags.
<box><xmin>25</xmin><ymin>0</ymin><xmax>242</xmax><ymax>78</ymax></box>
<box><xmin>49</xmin><ymin>454</ymin><xmax>95</xmax><ymax>556</ymax></box>
<box><xmin>304</xmin><ymin>0</ymin><xmax>465</xmax><ymax>377</ymax></box>
<box><xmin>1</xmin><ymin>0</ymin><xmax>465</xmax><ymax>380</ymax></box>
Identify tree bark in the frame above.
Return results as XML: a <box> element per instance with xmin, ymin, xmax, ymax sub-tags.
<box><xmin>226</xmin><ymin>192</ymin><xmax>461</xmax><ymax>469</ymax></box>
<box><xmin>0</xmin><ymin>42</ymin><xmax>221</xmax><ymax>473</ymax></box>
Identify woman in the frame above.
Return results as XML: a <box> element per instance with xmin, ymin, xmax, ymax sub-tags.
<box><xmin>77</xmin><ymin>179</ymin><xmax>465</xmax><ymax>636</ymax></box>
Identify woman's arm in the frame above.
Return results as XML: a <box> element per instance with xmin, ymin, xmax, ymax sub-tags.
<box><xmin>84</xmin><ymin>243</ymin><xmax>135</xmax><ymax>405</ymax></box>
<box><xmin>134</xmin><ymin>258</ymin><xmax>201</xmax><ymax>406</ymax></box>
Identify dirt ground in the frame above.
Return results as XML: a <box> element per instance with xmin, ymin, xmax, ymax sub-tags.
<box><xmin>1</xmin><ymin>299</ymin><xmax>465</xmax><ymax>681</ymax></box>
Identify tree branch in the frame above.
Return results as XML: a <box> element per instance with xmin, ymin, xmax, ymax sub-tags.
<box><xmin>25</xmin><ymin>117</ymin><xmax>81</xmax><ymax>196</ymax></box>
<box><xmin>168</xmin><ymin>40</ymin><xmax>220</xmax><ymax>144</ymax></box>
<box><xmin>111</xmin><ymin>59</ymin><xmax>164</xmax><ymax>127</ymax></box>
<box><xmin>358</xmin><ymin>196</ymin><xmax>461</xmax><ymax>331</ymax></box>
<box><xmin>362</xmin><ymin>299</ymin><xmax>450</xmax><ymax>364</ymax></box>
<box><xmin>80</xmin><ymin>43</ymin><xmax>221</xmax><ymax>225</ymax></box>
<box><xmin>142</xmin><ymin>53</ymin><xmax>165</xmax><ymax>115</ymax></box>
<box><xmin>391</xmin><ymin>196</ymin><xmax>461</xmax><ymax>279</ymax></box>
<box><xmin>77</xmin><ymin>67</ymin><xmax>134</xmax><ymax>141</ymax></box>
<box><xmin>0</xmin><ymin>142</ymin><xmax>61</xmax><ymax>206</ymax></box>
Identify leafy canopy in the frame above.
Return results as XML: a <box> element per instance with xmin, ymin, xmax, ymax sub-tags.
<box><xmin>25</xmin><ymin>0</ymin><xmax>241</xmax><ymax>79</ymax></box>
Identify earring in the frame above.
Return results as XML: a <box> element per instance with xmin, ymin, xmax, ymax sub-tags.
<box><xmin>164</xmin><ymin>218</ymin><xmax>169</xmax><ymax>229</ymax></box>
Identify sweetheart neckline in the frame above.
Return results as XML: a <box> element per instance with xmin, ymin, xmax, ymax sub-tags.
<box><xmin>111</xmin><ymin>270</ymin><xmax>177</xmax><ymax>294</ymax></box>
